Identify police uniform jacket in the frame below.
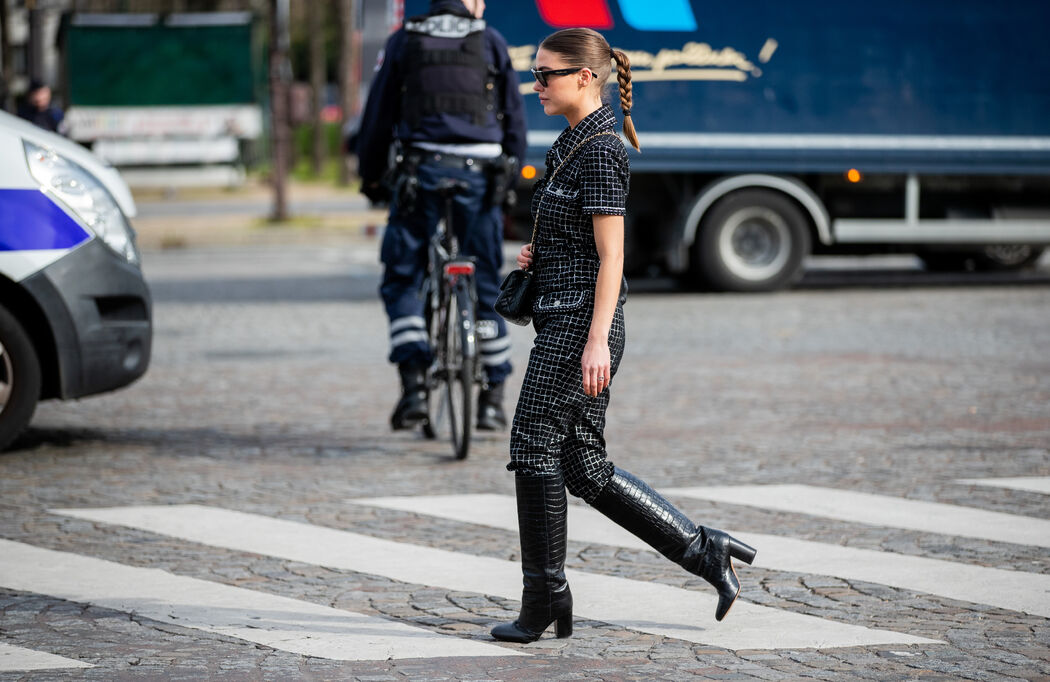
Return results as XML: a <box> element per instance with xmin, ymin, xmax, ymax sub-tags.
<box><xmin>356</xmin><ymin>0</ymin><xmax>527</xmax><ymax>187</ymax></box>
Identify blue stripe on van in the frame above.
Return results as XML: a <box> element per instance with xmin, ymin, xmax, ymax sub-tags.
<box><xmin>0</xmin><ymin>188</ymin><xmax>92</xmax><ymax>251</ymax></box>
<box><xmin>617</xmin><ymin>0</ymin><xmax>697</xmax><ymax>31</ymax></box>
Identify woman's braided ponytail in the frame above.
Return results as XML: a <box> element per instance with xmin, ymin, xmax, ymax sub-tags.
<box><xmin>611</xmin><ymin>49</ymin><xmax>640</xmax><ymax>151</ymax></box>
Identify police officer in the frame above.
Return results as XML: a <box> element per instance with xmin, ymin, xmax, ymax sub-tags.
<box><xmin>357</xmin><ymin>0</ymin><xmax>526</xmax><ymax>432</ymax></box>
<box><xmin>17</xmin><ymin>80</ymin><xmax>64</xmax><ymax>134</ymax></box>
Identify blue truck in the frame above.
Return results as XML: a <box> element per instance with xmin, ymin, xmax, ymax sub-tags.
<box><xmin>389</xmin><ymin>0</ymin><xmax>1050</xmax><ymax>290</ymax></box>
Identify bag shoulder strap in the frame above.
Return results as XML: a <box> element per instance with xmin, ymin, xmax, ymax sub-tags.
<box><xmin>530</xmin><ymin>130</ymin><xmax>619</xmax><ymax>251</ymax></box>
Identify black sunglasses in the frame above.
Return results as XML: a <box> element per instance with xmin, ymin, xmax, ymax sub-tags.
<box><xmin>530</xmin><ymin>67</ymin><xmax>587</xmax><ymax>88</ymax></box>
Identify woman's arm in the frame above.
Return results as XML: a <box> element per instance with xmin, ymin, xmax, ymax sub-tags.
<box><xmin>581</xmin><ymin>213</ymin><xmax>624</xmax><ymax>397</ymax></box>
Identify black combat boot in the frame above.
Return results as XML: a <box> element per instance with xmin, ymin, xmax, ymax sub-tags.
<box><xmin>491</xmin><ymin>473</ymin><xmax>573</xmax><ymax>643</ymax></box>
<box><xmin>590</xmin><ymin>467</ymin><xmax>757</xmax><ymax>622</ymax></box>
<box><xmin>476</xmin><ymin>382</ymin><xmax>507</xmax><ymax>431</ymax></box>
<box><xmin>390</xmin><ymin>363</ymin><xmax>428</xmax><ymax>430</ymax></box>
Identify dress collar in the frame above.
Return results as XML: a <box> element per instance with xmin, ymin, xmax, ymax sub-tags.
<box><xmin>551</xmin><ymin>106</ymin><xmax>618</xmax><ymax>160</ymax></box>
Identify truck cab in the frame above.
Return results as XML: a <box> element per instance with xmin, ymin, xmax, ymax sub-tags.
<box><xmin>0</xmin><ymin>109</ymin><xmax>151</xmax><ymax>450</ymax></box>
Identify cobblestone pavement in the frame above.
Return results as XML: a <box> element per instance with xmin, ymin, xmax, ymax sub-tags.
<box><xmin>2</xmin><ymin>242</ymin><xmax>1049</xmax><ymax>680</ymax></box>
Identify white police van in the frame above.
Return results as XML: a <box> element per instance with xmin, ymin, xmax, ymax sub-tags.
<box><xmin>0</xmin><ymin>109</ymin><xmax>151</xmax><ymax>450</ymax></box>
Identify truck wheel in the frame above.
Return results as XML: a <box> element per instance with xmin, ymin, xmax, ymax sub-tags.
<box><xmin>0</xmin><ymin>305</ymin><xmax>41</xmax><ymax>452</ymax></box>
<box><xmin>692</xmin><ymin>189</ymin><xmax>811</xmax><ymax>292</ymax></box>
<box><xmin>974</xmin><ymin>245</ymin><xmax>1044</xmax><ymax>271</ymax></box>
<box><xmin>920</xmin><ymin>246</ymin><xmax>1044</xmax><ymax>272</ymax></box>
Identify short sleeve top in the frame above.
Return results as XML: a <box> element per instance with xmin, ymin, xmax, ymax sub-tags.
<box><xmin>531</xmin><ymin>106</ymin><xmax>630</xmax><ymax>300</ymax></box>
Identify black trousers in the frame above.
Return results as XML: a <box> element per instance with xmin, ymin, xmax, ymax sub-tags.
<box><xmin>508</xmin><ymin>305</ymin><xmax>625</xmax><ymax>502</ymax></box>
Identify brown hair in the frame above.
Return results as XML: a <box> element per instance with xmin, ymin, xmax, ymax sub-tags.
<box><xmin>539</xmin><ymin>28</ymin><xmax>640</xmax><ymax>151</ymax></box>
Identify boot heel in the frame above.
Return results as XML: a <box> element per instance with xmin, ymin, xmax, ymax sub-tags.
<box><xmin>728</xmin><ymin>538</ymin><xmax>757</xmax><ymax>565</ymax></box>
<box><xmin>555</xmin><ymin>612</ymin><xmax>573</xmax><ymax>638</ymax></box>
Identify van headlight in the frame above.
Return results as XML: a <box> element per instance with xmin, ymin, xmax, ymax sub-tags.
<box><xmin>24</xmin><ymin>141</ymin><xmax>140</xmax><ymax>265</ymax></box>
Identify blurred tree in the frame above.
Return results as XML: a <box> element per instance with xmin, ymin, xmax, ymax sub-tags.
<box><xmin>0</xmin><ymin>0</ymin><xmax>11</xmax><ymax>112</ymax></box>
<box><xmin>308</xmin><ymin>0</ymin><xmax>323</xmax><ymax>175</ymax></box>
<box><xmin>268</xmin><ymin>0</ymin><xmax>290</xmax><ymax>220</ymax></box>
<box><xmin>337</xmin><ymin>0</ymin><xmax>358</xmax><ymax>185</ymax></box>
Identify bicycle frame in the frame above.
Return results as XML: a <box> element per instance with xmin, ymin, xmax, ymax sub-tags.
<box><xmin>421</xmin><ymin>183</ymin><xmax>483</xmax><ymax>458</ymax></box>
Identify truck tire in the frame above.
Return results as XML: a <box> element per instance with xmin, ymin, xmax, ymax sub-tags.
<box><xmin>692</xmin><ymin>189</ymin><xmax>811</xmax><ymax>292</ymax></box>
<box><xmin>0</xmin><ymin>305</ymin><xmax>41</xmax><ymax>452</ymax></box>
<box><xmin>974</xmin><ymin>245</ymin><xmax>1044</xmax><ymax>271</ymax></box>
<box><xmin>920</xmin><ymin>245</ymin><xmax>1045</xmax><ymax>272</ymax></box>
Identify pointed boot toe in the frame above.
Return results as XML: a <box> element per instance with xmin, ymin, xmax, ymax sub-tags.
<box><xmin>713</xmin><ymin>564</ymin><xmax>741</xmax><ymax>622</ymax></box>
<box><xmin>689</xmin><ymin>530</ymin><xmax>756</xmax><ymax>622</ymax></box>
<box><xmin>491</xmin><ymin>620</ymin><xmax>541</xmax><ymax>643</ymax></box>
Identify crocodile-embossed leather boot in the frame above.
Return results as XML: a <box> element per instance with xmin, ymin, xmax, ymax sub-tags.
<box><xmin>590</xmin><ymin>467</ymin><xmax>757</xmax><ymax>621</ymax></box>
<box><xmin>491</xmin><ymin>473</ymin><xmax>573</xmax><ymax>642</ymax></box>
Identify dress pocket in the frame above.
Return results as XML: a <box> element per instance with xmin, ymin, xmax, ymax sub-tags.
<box><xmin>542</xmin><ymin>180</ymin><xmax>579</xmax><ymax>200</ymax></box>
<box><xmin>533</xmin><ymin>289</ymin><xmax>588</xmax><ymax>314</ymax></box>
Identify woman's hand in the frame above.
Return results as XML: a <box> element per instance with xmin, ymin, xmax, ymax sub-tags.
<box><xmin>581</xmin><ymin>336</ymin><xmax>611</xmax><ymax>397</ymax></box>
<box><xmin>517</xmin><ymin>243</ymin><xmax>533</xmax><ymax>270</ymax></box>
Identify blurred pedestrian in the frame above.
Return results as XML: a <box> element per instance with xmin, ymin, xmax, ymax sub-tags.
<box><xmin>17</xmin><ymin>79</ymin><xmax>64</xmax><ymax>134</ymax></box>
<box><xmin>356</xmin><ymin>0</ymin><xmax>527</xmax><ymax>432</ymax></box>
<box><xmin>490</xmin><ymin>28</ymin><xmax>757</xmax><ymax>644</ymax></box>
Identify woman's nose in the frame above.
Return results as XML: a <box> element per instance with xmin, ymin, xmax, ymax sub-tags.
<box><xmin>533</xmin><ymin>80</ymin><xmax>543</xmax><ymax>93</ymax></box>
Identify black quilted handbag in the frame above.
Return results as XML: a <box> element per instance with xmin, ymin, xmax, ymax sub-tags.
<box><xmin>495</xmin><ymin>268</ymin><xmax>534</xmax><ymax>326</ymax></box>
<box><xmin>494</xmin><ymin>131</ymin><xmax>617</xmax><ymax>327</ymax></box>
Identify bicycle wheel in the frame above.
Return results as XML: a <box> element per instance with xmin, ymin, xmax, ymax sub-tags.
<box><xmin>432</xmin><ymin>279</ymin><xmax>476</xmax><ymax>459</ymax></box>
<box><xmin>421</xmin><ymin>289</ymin><xmax>442</xmax><ymax>440</ymax></box>
<box><xmin>425</xmin><ymin>283</ymin><xmax>458</xmax><ymax>451</ymax></box>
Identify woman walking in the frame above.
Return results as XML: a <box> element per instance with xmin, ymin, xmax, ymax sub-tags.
<box><xmin>491</xmin><ymin>28</ymin><xmax>757</xmax><ymax>644</ymax></box>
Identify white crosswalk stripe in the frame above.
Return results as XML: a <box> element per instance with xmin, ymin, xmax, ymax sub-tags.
<box><xmin>664</xmin><ymin>484</ymin><xmax>1050</xmax><ymax>548</ymax></box>
<box><xmin>0</xmin><ymin>539</ymin><xmax>522</xmax><ymax>662</ymax></box>
<box><xmin>353</xmin><ymin>495</ymin><xmax>1050</xmax><ymax>618</ymax></box>
<box><xmin>0</xmin><ymin>642</ymin><xmax>93</xmax><ymax>672</ymax></box>
<box><xmin>53</xmin><ymin>505</ymin><xmax>939</xmax><ymax>651</ymax></box>
<box><xmin>956</xmin><ymin>476</ymin><xmax>1050</xmax><ymax>495</ymax></box>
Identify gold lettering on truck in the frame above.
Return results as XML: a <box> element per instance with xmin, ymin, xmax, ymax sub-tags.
<box><xmin>514</xmin><ymin>40</ymin><xmax>775</xmax><ymax>94</ymax></box>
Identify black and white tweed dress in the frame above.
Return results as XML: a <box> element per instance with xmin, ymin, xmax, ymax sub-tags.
<box><xmin>508</xmin><ymin>105</ymin><xmax>631</xmax><ymax>502</ymax></box>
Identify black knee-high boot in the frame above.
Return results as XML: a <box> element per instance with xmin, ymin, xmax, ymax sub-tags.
<box><xmin>491</xmin><ymin>473</ymin><xmax>573</xmax><ymax>643</ymax></box>
<box><xmin>590</xmin><ymin>467</ymin><xmax>757</xmax><ymax>621</ymax></box>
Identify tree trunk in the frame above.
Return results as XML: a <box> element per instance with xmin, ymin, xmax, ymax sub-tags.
<box><xmin>309</xmin><ymin>0</ymin><xmax>325</xmax><ymax>176</ymax></box>
<box><xmin>337</xmin><ymin>0</ymin><xmax>359</xmax><ymax>185</ymax></box>
<box><xmin>269</xmin><ymin>0</ymin><xmax>290</xmax><ymax>221</ymax></box>
<box><xmin>27</xmin><ymin>5</ymin><xmax>44</xmax><ymax>83</ymax></box>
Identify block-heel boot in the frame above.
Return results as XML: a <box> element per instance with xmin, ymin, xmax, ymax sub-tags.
<box><xmin>491</xmin><ymin>473</ymin><xmax>573</xmax><ymax>643</ymax></box>
<box><xmin>590</xmin><ymin>467</ymin><xmax>757</xmax><ymax>622</ymax></box>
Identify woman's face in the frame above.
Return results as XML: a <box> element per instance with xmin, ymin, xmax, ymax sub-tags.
<box><xmin>533</xmin><ymin>47</ymin><xmax>589</xmax><ymax>119</ymax></box>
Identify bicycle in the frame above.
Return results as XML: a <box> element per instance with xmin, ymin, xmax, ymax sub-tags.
<box><xmin>420</xmin><ymin>179</ymin><xmax>483</xmax><ymax>459</ymax></box>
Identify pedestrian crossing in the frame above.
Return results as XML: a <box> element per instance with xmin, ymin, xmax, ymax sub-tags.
<box><xmin>0</xmin><ymin>477</ymin><xmax>1045</xmax><ymax>671</ymax></box>
<box><xmin>49</xmin><ymin>505</ymin><xmax>938</xmax><ymax>651</ymax></box>
<box><xmin>663</xmin><ymin>484</ymin><xmax>1050</xmax><ymax>548</ymax></box>
<box><xmin>352</xmin><ymin>493</ymin><xmax>1050</xmax><ymax>618</ymax></box>
<box><xmin>0</xmin><ymin>539</ymin><xmax>520</xmax><ymax>662</ymax></box>
<box><xmin>955</xmin><ymin>476</ymin><xmax>1050</xmax><ymax>495</ymax></box>
<box><xmin>0</xmin><ymin>642</ymin><xmax>92</xmax><ymax>672</ymax></box>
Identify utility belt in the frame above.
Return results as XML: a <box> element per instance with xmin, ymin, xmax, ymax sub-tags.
<box><xmin>410</xmin><ymin>149</ymin><xmax>497</xmax><ymax>172</ymax></box>
<box><xmin>388</xmin><ymin>144</ymin><xmax>519</xmax><ymax>215</ymax></box>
